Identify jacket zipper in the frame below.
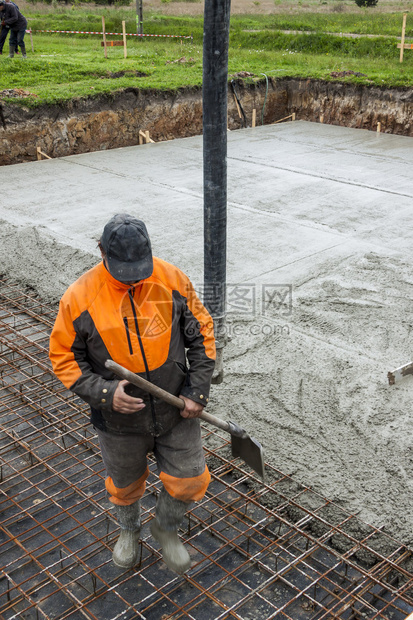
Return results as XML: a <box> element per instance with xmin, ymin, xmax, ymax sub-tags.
<box><xmin>123</xmin><ymin>317</ymin><xmax>133</xmax><ymax>354</ymax></box>
<box><xmin>128</xmin><ymin>288</ymin><xmax>159</xmax><ymax>435</ymax></box>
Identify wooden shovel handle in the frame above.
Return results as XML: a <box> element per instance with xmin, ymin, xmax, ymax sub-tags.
<box><xmin>105</xmin><ymin>359</ymin><xmax>231</xmax><ymax>433</ymax></box>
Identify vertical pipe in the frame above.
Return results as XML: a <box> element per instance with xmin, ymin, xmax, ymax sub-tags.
<box><xmin>203</xmin><ymin>0</ymin><xmax>231</xmax><ymax>383</ymax></box>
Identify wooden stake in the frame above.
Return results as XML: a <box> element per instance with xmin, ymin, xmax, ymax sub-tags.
<box><xmin>122</xmin><ymin>20</ymin><xmax>127</xmax><ymax>58</ymax></box>
<box><xmin>272</xmin><ymin>113</ymin><xmax>295</xmax><ymax>125</ymax></box>
<box><xmin>139</xmin><ymin>129</ymin><xmax>155</xmax><ymax>144</ymax></box>
<box><xmin>320</xmin><ymin>115</ymin><xmax>324</xmax><ymax>124</ymax></box>
<box><xmin>29</xmin><ymin>29</ymin><xmax>34</xmax><ymax>53</ymax></box>
<box><xmin>252</xmin><ymin>108</ymin><xmax>256</xmax><ymax>128</ymax></box>
<box><xmin>102</xmin><ymin>16</ymin><xmax>107</xmax><ymax>59</ymax></box>
<box><xmin>377</xmin><ymin>122</ymin><xmax>381</xmax><ymax>133</ymax></box>
<box><xmin>233</xmin><ymin>93</ymin><xmax>242</xmax><ymax>118</ymax></box>
<box><xmin>36</xmin><ymin>146</ymin><xmax>51</xmax><ymax>160</ymax></box>
<box><xmin>400</xmin><ymin>13</ymin><xmax>407</xmax><ymax>63</ymax></box>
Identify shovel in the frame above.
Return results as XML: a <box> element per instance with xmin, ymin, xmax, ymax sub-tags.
<box><xmin>105</xmin><ymin>359</ymin><xmax>265</xmax><ymax>480</ymax></box>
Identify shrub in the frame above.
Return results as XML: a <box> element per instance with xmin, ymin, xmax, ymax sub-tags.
<box><xmin>355</xmin><ymin>0</ymin><xmax>378</xmax><ymax>6</ymax></box>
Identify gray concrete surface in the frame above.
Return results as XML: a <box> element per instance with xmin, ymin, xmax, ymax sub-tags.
<box><xmin>1</xmin><ymin>121</ymin><xmax>413</xmax><ymax>545</ymax></box>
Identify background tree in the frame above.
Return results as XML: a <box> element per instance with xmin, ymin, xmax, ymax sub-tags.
<box><xmin>355</xmin><ymin>0</ymin><xmax>378</xmax><ymax>6</ymax></box>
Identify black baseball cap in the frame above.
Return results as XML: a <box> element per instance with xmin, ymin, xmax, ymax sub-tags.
<box><xmin>100</xmin><ymin>214</ymin><xmax>153</xmax><ymax>283</ymax></box>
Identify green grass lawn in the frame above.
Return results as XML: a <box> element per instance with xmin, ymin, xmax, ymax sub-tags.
<box><xmin>1</xmin><ymin>5</ymin><xmax>412</xmax><ymax>107</ymax></box>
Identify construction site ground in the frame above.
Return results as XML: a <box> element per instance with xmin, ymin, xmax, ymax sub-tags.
<box><xmin>1</xmin><ymin>120</ymin><xmax>413</xmax><ymax>619</ymax></box>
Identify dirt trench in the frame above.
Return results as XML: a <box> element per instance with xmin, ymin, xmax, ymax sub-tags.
<box><xmin>1</xmin><ymin>77</ymin><xmax>412</xmax><ymax>166</ymax></box>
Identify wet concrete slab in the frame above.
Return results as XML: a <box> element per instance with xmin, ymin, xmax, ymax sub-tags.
<box><xmin>1</xmin><ymin>120</ymin><xmax>412</xmax><ymax>296</ymax></box>
<box><xmin>1</xmin><ymin>120</ymin><xmax>413</xmax><ymax>542</ymax></box>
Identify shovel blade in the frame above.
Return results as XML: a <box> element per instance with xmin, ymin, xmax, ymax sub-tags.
<box><xmin>231</xmin><ymin>434</ymin><xmax>265</xmax><ymax>480</ymax></box>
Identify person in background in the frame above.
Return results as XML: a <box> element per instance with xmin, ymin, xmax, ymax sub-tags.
<box><xmin>0</xmin><ymin>0</ymin><xmax>27</xmax><ymax>58</ymax></box>
<box><xmin>0</xmin><ymin>0</ymin><xmax>19</xmax><ymax>55</ymax></box>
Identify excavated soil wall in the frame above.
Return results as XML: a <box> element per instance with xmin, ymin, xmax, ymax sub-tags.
<box><xmin>1</xmin><ymin>78</ymin><xmax>413</xmax><ymax>166</ymax></box>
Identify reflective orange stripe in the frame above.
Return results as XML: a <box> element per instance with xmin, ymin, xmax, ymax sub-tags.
<box><xmin>160</xmin><ymin>466</ymin><xmax>211</xmax><ymax>502</ymax></box>
<box><xmin>105</xmin><ymin>467</ymin><xmax>149</xmax><ymax>506</ymax></box>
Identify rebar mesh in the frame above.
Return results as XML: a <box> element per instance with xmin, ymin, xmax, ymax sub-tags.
<box><xmin>1</xmin><ymin>276</ymin><xmax>412</xmax><ymax>620</ymax></box>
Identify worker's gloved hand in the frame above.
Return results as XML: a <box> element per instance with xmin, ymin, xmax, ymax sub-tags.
<box><xmin>179</xmin><ymin>395</ymin><xmax>204</xmax><ymax>419</ymax></box>
<box><xmin>112</xmin><ymin>380</ymin><xmax>146</xmax><ymax>414</ymax></box>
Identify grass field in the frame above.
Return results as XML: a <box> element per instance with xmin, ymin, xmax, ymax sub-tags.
<box><xmin>0</xmin><ymin>0</ymin><xmax>412</xmax><ymax>107</ymax></box>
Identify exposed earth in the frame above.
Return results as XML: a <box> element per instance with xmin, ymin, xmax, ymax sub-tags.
<box><xmin>1</xmin><ymin>78</ymin><xmax>413</xmax><ymax>165</ymax></box>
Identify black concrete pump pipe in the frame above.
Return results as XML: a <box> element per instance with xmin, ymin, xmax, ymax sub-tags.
<box><xmin>203</xmin><ymin>0</ymin><xmax>231</xmax><ymax>383</ymax></box>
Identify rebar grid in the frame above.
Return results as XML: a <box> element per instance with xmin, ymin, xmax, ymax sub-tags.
<box><xmin>0</xmin><ymin>277</ymin><xmax>412</xmax><ymax>620</ymax></box>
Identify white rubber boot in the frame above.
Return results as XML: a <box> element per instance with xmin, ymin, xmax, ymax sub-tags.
<box><xmin>151</xmin><ymin>489</ymin><xmax>192</xmax><ymax>574</ymax></box>
<box><xmin>112</xmin><ymin>502</ymin><xmax>141</xmax><ymax>569</ymax></box>
<box><xmin>150</xmin><ymin>519</ymin><xmax>191</xmax><ymax>574</ymax></box>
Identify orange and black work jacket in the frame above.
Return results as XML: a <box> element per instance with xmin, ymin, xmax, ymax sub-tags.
<box><xmin>49</xmin><ymin>257</ymin><xmax>216</xmax><ymax>436</ymax></box>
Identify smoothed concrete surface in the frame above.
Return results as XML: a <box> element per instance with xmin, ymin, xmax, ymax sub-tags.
<box><xmin>2</xmin><ymin>121</ymin><xmax>413</xmax><ymax>544</ymax></box>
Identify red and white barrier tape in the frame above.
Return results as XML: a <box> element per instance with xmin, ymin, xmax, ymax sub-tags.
<box><xmin>33</xmin><ymin>29</ymin><xmax>192</xmax><ymax>39</ymax></box>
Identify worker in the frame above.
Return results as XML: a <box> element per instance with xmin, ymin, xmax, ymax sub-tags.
<box><xmin>49</xmin><ymin>214</ymin><xmax>215</xmax><ymax>575</ymax></box>
<box><xmin>0</xmin><ymin>0</ymin><xmax>18</xmax><ymax>55</ymax></box>
<box><xmin>0</xmin><ymin>0</ymin><xmax>27</xmax><ymax>58</ymax></box>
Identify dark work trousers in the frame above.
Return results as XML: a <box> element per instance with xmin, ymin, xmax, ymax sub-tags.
<box><xmin>96</xmin><ymin>416</ymin><xmax>210</xmax><ymax>506</ymax></box>
<box><xmin>0</xmin><ymin>26</ymin><xmax>18</xmax><ymax>53</ymax></box>
<box><xmin>9</xmin><ymin>28</ymin><xmax>25</xmax><ymax>52</ymax></box>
